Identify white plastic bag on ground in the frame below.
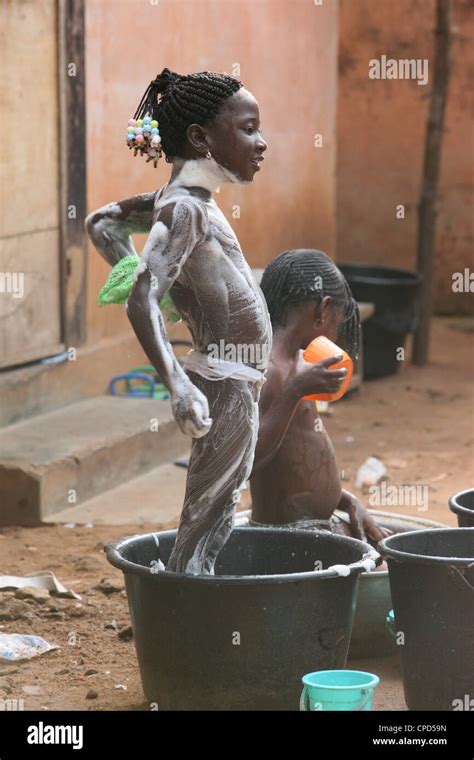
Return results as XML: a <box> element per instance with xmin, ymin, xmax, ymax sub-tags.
<box><xmin>355</xmin><ymin>456</ymin><xmax>387</xmax><ymax>490</ymax></box>
<box><xmin>0</xmin><ymin>633</ymin><xmax>58</xmax><ymax>662</ymax></box>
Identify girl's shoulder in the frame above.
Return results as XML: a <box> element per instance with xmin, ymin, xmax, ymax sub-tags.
<box><xmin>156</xmin><ymin>183</ymin><xmax>209</xmax><ymax>215</ymax></box>
<box><xmin>152</xmin><ymin>184</ymin><xmax>210</xmax><ymax>234</ymax></box>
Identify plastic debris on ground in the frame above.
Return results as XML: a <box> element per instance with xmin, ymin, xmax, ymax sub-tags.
<box><xmin>0</xmin><ymin>571</ymin><xmax>81</xmax><ymax>601</ymax></box>
<box><xmin>355</xmin><ymin>456</ymin><xmax>388</xmax><ymax>490</ymax></box>
<box><xmin>0</xmin><ymin>633</ymin><xmax>58</xmax><ymax>662</ymax></box>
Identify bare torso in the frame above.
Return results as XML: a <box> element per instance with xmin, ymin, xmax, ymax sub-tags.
<box><xmin>154</xmin><ymin>182</ymin><xmax>272</xmax><ymax>367</ymax></box>
<box><xmin>250</xmin><ymin>359</ymin><xmax>342</xmax><ymax>523</ymax></box>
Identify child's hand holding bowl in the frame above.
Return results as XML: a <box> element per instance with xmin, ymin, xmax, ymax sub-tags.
<box><xmin>286</xmin><ymin>349</ymin><xmax>348</xmax><ymax>401</ymax></box>
<box><xmin>302</xmin><ymin>336</ymin><xmax>353</xmax><ymax>402</ymax></box>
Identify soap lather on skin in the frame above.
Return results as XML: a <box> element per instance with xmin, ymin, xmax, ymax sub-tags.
<box><xmin>85</xmin><ymin>77</ymin><xmax>270</xmax><ymax>574</ymax></box>
<box><xmin>85</xmin><ymin>158</ymin><xmax>271</xmax><ymax>574</ymax></box>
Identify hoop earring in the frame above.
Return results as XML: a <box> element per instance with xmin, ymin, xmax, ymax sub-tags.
<box><xmin>205</xmin><ymin>149</ymin><xmax>212</xmax><ymax>160</ymax></box>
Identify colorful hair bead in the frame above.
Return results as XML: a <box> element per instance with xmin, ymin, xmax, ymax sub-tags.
<box><xmin>125</xmin><ymin>112</ymin><xmax>163</xmax><ymax>167</ymax></box>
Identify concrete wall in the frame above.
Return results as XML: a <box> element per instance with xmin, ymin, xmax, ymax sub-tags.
<box><xmin>1</xmin><ymin>0</ymin><xmax>339</xmax><ymax>421</ymax></box>
<box><xmin>336</xmin><ymin>0</ymin><xmax>473</xmax><ymax>314</ymax></box>
<box><xmin>84</xmin><ymin>0</ymin><xmax>339</xmax><ymax>345</ymax></box>
<box><xmin>0</xmin><ymin>0</ymin><xmax>63</xmax><ymax>368</ymax></box>
<box><xmin>3</xmin><ymin>0</ymin><xmax>471</xmax><ymax>420</ymax></box>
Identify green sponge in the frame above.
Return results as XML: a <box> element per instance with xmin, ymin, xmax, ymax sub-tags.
<box><xmin>98</xmin><ymin>256</ymin><xmax>181</xmax><ymax>323</ymax></box>
<box><xmin>98</xmin><ymin>256</ymin><xmax>140</xmax><ymax>306</ymax></box>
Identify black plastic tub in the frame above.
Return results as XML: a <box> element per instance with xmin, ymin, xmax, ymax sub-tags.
<box><xmin>106</xmin><ymin>527</ymin><xmax>380</xmax><ymax>710</ymax></box>
<box><xmin>338</xmin><ymin>264</ymin><xmax>422</xmax><ymax>379</ymax></box>
<box><xmin>380</xmin><ymin>528</ymin><xmax>474</xmax><ymax>711</ymax></box>
<box><xmin>449</xmin><ymin>488</ymin><xmax>474</xmax><ymax>527</ymax></box>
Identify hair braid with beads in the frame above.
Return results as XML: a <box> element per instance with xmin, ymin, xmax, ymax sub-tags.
<box><xmin>133</xmin><ymin>68</ymin><xmax>243</xmax><ymax>161</ymax></box>
<box><xmin>260</xmin><ymin>249</ymin><xmax>360</xmax><ymax>359</ymax></box>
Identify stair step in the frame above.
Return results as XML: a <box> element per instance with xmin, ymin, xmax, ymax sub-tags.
<box><xmin>45</xmin><ymin>461</ymin><xmax>189</xmax><ymax>527</ymax></box>
<box><xmin>0</xmin><ymin>396</ymin><xmax>188</xmax><ymax>526</ymax></box>
<box><xmin>46</xmin><ymin>461</ymin><xmax>253</xmax><ymax>528</ymax></box>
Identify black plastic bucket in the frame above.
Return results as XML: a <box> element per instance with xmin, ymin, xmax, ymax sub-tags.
<box><xmin>380</xmin><ymin>528</ymin><xmax>474</xmax><ymax>710</ymax></box>
<box><xmin>449</xmin><ymin>489</ymin><xmax>474</xmax><ymax>528</ymax></box>
<box><xmin>106</xmin><ymin>527</ymin><xmax>380</xmax><ymax>710</ymax></box>
<box><xmin>338</xmin><ymin>264</ymin><xmax>422</xmax><ymax>379</ymax></box>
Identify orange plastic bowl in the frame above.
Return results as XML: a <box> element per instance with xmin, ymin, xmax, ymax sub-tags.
<box><xmin>303</xmin><ymin>336</ymin><xmax>353</xmax><ymax>402</ymax></box>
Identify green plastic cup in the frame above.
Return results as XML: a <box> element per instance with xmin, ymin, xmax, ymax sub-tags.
<box><xmin>300</xmin><ymin>669</ymin><xmax>380</xmax><ymax>711</ymax></box>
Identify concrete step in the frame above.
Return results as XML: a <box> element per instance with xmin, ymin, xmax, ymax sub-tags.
<box><xmin>45</xmin><ymin>459</ymin><xmax>253</xmax><ymax>528</ymax></box>
<box><xmin>0</xmin><ymin>333</ymin><xmax>147</xmax><ymax>429</ymax></box>
<box><xmin>45</xmin><ymin>461</ymin><xmax>188</xmax><ymax>527</ymax></box>
<box><xmin>0</xmin><ymin>396</ymin><xmax>189</xmax><ymax>526</ymax></box>
<box><xmin>0</xmin><ymin>322</ymin><xmax>193</xmax><ymax>429</ymax></box>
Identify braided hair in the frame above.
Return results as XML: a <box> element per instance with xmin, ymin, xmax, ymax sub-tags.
<box><xmin>260</xmin><ymin>249</ymin><xmax>360</xmax><ymax>360</ymax></box>
<box><xmin>133</xmin><ymin>68</ymin><xmax>243</xmax><ymax>160</ymax></box>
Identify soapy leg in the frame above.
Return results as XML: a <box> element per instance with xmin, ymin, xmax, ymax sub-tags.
<box><xmin>166</xmin><ymin>372</ymin><xmax>260</xmax><ymax>575</ymax></box>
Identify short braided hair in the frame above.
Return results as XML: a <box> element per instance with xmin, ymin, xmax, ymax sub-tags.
<box><xmin>260</xmin><ymin>249</ymin><xmax>360</xmax><ymax>359</ymax></box>
<box><xmin>133</xmin><ymin>68</ymin><xmax>243</xmax><ymax>160</ymax></box>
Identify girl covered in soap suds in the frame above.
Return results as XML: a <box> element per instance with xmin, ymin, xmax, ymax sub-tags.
<box><xmin>86</xmin><ymin>69</ymin><xmax>270</xmax><ymax>574</ymax></box>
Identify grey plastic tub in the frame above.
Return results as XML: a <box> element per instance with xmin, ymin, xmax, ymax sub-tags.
<box><xmin>347</xmin><ymin>510</ymin><xmax>447</xmax><ymax>659</ymax></box>
<box><xmin>449</xmin><ymin>488</ymin><xmax>474</xmax><ymax>527</ymax></box>
<box><xmin>106</xmin><ymin>527</ymin><xmax>380</xmax><ymax>710</ymax></box>
<box><xmin>380</xmin><ymin>527</ymin><xmax>474</xmax><ymax>710</ymax></box>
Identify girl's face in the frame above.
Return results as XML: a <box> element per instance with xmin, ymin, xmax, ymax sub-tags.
<box><xmin>205</xmin><ymin>88</ymin><xmax>268</xmax><ymax>182</ymax></box>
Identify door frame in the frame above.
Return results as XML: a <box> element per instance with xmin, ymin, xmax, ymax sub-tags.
<box><xmin>57</xmin><ymin>0</ymin><xmax>87</xmax><ymax>347</ymax></box>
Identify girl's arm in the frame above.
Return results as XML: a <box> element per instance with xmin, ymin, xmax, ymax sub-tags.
<box><xmin>85</xmin><ymin>191</ymin><xmax>157</xmax><ymax>266</ymax></box>
<box><xmin>126</xmin><ymin>197</ymin><xmax>212</xmax><ymax>439</ymax></box>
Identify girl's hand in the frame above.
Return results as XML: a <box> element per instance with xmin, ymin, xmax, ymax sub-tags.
<box><xmin>340</xmin><ymin>492</ymin><xmax>391</xmax><ymax>543</ymax></box>
<box><xmin>171</xmin><ymin>383</ymin><xmax>213</xmax><ymax>438</ymax></box>
<box><xmin>286</xmin><ymin>350</ymin><xmax>347</xmax><ymax>400</ymax></box>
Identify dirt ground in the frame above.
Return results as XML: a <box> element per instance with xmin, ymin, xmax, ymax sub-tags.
<box><xmin>0</xmin><ymin>317</ymin><xmax>472</xmax><ymax>711</ymax></box>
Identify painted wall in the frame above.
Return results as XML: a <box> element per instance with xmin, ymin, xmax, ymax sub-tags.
<box><xmin>0</xmin><ymin>0</ymin><xmax>63</xmax><ymax>368</ymax></box>
<box><xmin>336</xmin><ymin>0</ymin><xmax>473</xmax><ymax>314</ymax></box>
<box><xmin>84</xmin><ymin>0</ymin><xmax>339</xmax><ymax>345</ymax></box>
<box><xmin>3</xmin><ymin>0</ymin><xmax>470</xmax><ymax>389</ymax></box>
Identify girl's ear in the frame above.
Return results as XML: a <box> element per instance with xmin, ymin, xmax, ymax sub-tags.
<box><xmin>186</xmin><ymin>124</ymin><xmax>209</xmax><ymax>156</ymax></box>
<box><xmin>316</xmin><ymin>296</ymin><xmax>332</xmax><ymax>325</ymax></box>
